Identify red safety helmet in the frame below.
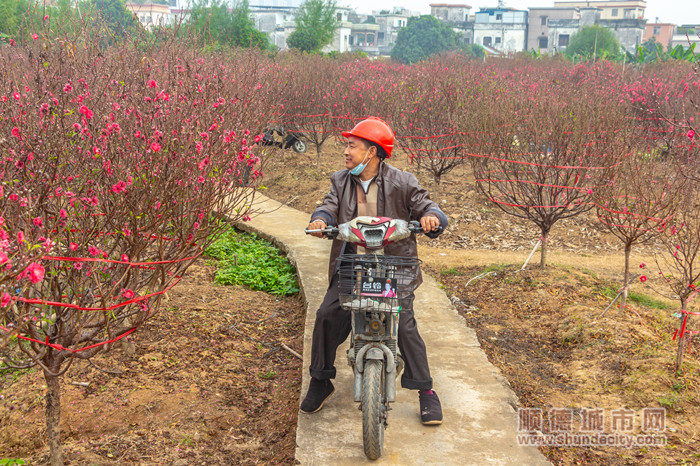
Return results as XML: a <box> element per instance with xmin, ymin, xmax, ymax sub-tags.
<box><xmin>341</xmin><ymin>117</ymin><xmax>394</xmax><ymax>158</ymax></box>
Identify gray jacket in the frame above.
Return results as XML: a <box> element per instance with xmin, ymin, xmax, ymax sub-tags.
<box><xmin>310</xmin><ymin>162</ymin><xmax>448</xmax><ymax>287</ymax></box>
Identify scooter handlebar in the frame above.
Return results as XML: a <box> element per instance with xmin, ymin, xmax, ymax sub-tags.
<box><xmin>409</xmin><ymin>220</ymin><xmax>443</xmax><ymax>235</ymax></box>
<box><xmin>304</xmin><ymin>226</ymin><xmax>339</xmax><ymax>239</ymax></box>
<box><xmin>306</xmin><ymin>221</ymin><xmax>440</xmax><ymax>240</ymax></box>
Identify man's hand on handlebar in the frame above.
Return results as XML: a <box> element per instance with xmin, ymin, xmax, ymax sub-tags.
<box><xmin>420</xmin><ymin>215</ymin><xmax>441</xmax><ymax>234</ymax></box>
<box><xmin>307</xmin><ymin>219</ymin><xmax>327</xmax><ymax>238</ymax></box>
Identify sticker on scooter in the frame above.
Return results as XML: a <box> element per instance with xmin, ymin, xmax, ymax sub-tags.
<box><xmin>361</xmin><ymin>277</ymin><xmax>396</xmax><ymax>298</ymax></box>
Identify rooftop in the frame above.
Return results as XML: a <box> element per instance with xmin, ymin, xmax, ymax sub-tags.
<box><xmin>429</xmin><ymin>3</ymin><xmax>471</xmax><ymax>7</ymax></box>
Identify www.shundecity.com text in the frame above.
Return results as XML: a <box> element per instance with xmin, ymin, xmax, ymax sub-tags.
<box><xmin>518</xmin><ymin>432</ymin><xmax>667</xmax><ymax>448</ymax></box>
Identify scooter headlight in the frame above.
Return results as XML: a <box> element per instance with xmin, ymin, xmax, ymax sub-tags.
<box><xmin>358</xmin><ymin>223</ymin><xmax>388</xmax><ymax>249</ymax></box>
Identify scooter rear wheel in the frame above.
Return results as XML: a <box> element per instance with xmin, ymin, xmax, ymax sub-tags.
<box><xmin>362</xmin><ymin>359</ymin><xmax>384</xmax><ymax>460</ymax></box>
<box><xmin>292</xmin><ymin>139</ymin><xmax>307</xmax><ymax>153</ymax></box>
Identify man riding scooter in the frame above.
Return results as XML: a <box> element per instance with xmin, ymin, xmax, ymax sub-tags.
<box><xmin>301</xmin><ymin>117</ymin><xmax>448</xmax><ymax>425</ymax></box>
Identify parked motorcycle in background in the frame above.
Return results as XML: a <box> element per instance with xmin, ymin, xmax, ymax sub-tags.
<box><xmin>260</xmin><ymin>126</ymin><xmax>307</xmax><ymax>153</ymax></box>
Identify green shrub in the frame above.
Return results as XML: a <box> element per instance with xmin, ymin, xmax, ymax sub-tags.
<box><xmin>205</xmin><ymin>228</ymin><xmax>299</xmax><ymax>296</ymax></box>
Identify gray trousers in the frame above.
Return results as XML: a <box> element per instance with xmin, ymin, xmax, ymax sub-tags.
<box><xmin>309</xmin><ymin>272</ymin><xmax>433</xmax><ymax>390</ymax></box>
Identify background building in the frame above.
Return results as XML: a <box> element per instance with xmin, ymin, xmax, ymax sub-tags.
<box><xmin>643</xmin><ymin>22</ymin><xmax>674</xmax><ymax>49</ymax></box>
<box><xmin>671</xmin><ymin>25</ymin><xmax>700</xmax><ymax>50</ymax></box>
<box><xmin>553</xmin><ymin>0</ymin><xmax>645</xmax><ymax>20</ymax></box>
<box><xmin>527</xmin><ymin>6</ymin><xmax>580</xmax><ymax>52</ymax></box>
<box><xmin>473</xmin><ymin>7</ymin><xmax>528</xmax><ymax>53</ymax></box>
<box><xmin>430</xmin><ymin>3</ymin><xmax>471</xmax><ymax>23</ymax></box>
<box><xmin>375</xmin><ymin>9</ymin><xmax>412</xmax><ymax>55</ymax></box>
<box><xmin>126</xmin><ymin>3</ymin><xmax>172</xmax><ymax>29</ymax></box>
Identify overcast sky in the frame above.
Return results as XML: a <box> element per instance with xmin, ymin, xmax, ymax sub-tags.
<box><xmin>340</xmin><ymin>0</ymin><xmax>698</xmax><ymax>26</ymax></box>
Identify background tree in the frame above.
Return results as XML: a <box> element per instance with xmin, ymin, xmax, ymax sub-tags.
<box><xmin>92</xmin><ymin>0</ymin><xmax>141</xmax><ymax>37</ymax></box>
<box><xmin>277</xmin><ymin>53</ymin><xmax>341</xmax><ymax>163</ymax></box>
<box><xmin>0</xmin><ymin>0</ymin><xmax>29</xmax><ymax>39</ymax></box>
<box><xmin>286</xmin><ymin>0</ymin><xmax>337</xmax><ymax>53</ymax></box>
<box><xmin>462</xmin><ymin>43</ymin><xmax>485</xmax><ymax>58</ymax></box>
<box><xmin>468</xmin><ymin>69</ymin><xmax>628</xmax><ymax>267</ymax></box>
<box><xmin>393</xmin><ymin>58</ymin><xmax>475</xmax><ymax>184</ymax></box>
<box><xmin>391</xmin><ymin>15</ymin><xmax>459</xmax><ymax>64</ymax></box>
<box><xmin>594</xmin><ymin>151</ymin><xmax>686</xmax><ymax>309</ymax></box>
<box><xmin>189</xmin><ymin>0</ymin><xmax>270</xmax><ymax>49</ymax></box>
<box><xmin>647</xmin><ymin>194</ymin><xmax>700</xmax><ymax>372</ymax></box>
<box><xmin>229</xmin><ymin>0</ymin><xmax>269</xmax><ymax>48</ymax></box>
<box><xmin>641</xmin><ymin>36</ymin><xmax>665</xmax><ymax>58</ymax></box>
<box><xmin>626</xmin><ymin>62</ymin><xmax>700</xmax><ymax>370</ymax></box>
<box><xmin>565</xmin><ymin>25</ymin><xmax>620</xmax><ymax>60</ymax></box>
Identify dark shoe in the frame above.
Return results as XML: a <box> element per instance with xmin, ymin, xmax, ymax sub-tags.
<box><xmin>419</xmin><ymin>391</ymin><xmax>443</xmax><ymax>425</ymax></box>
<box><xmin>300</xmin><ymin>378</ymin><xmax>335</xmax><ymax>414</ymax></box>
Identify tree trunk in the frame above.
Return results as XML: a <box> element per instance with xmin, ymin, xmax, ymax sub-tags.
<box><xmin>44</xmin><ymin>369</ymin><xmax>63</xmax><ymax>466</ymax></box>
<box><xmin>315</xmin><ymin>140</ymin><xmax>324</xmax><ymax>166</ymax></box>
<box><xmin>539</xmin><ymin>230</ymin><xmax>549</xmax><ymax>268</ymax></box>
<box><xmin>620</xmin><ymin>242</ymin><xmax>632</xmax><ymax>310</ymax></box>
<box><xmin>675</xmin><ymin>297</ymin><xmax>689</xmax><ymax>373</ymax></box>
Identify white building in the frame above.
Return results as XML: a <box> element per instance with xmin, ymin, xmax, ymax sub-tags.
<box><xmin>473</xmin><ymin>7</ymin><xmax>528</xmax><ymax>53</ymax></box>
<box><xmin>323</xmin><ymin>21</ymin><xmax>353</xmax><ymax>53</ymax></box>
<box><xmin>671</xmin><ymin>25</ymin><xmax>700</xmax><ymax>50</ymax></box>
<box><xmin>553</xmin><ymin>0</ymin><xmax>645</xmax><ymax>20</ymax></box>
<box><xmin>126</xmin><ymin>3</ymin><xmax>172</xmax><ymax>29</ymax></box>
<box><xmin>249</xmin><ymin>4</ymin><xmax>353</xmax><ymax>52</ymax></box>
<box><xmin>375</xmin><ymin>9</ymin><xmax>411</xmax><ymax>55</ymax></box>
<box><xmin>430</xmin><ymin>3</ymin><xmax>471</xmax><ymax>23</ymax></box>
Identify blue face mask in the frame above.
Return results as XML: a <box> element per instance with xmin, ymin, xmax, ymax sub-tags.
<box><xmin>349</xmin><ymin>149</ymin><xmax>371</xmax><ymax>176</ymax></box>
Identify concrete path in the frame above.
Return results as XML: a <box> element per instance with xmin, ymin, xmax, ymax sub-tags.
<box><xmin>237</xmin><ymin>195</ymin><xmax>550</xmax><ymax>466</ymax></box>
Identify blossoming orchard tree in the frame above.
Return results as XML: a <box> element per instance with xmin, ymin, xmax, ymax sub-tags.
<box><xmin>593</xmin><ymin>150</ymin><xmax>686</xmax><ymax>310</ymax></box>
<box><xmin>276</xmin><ymin>54</ymin><xmax>341</xmax><ymax>164</ymax></box>
<box><xmin>392</xmin><ymin>61</ymin><xmax>476</xmax><ymax>185</ymax></box>
<box><xmin>0</xmin><ymin>24</ymin><xmax>274</xmax><ymax>465</ymax></box>
<box><xmin>627</xmin><ymin>64</ymin><xmax>700</xmax><ymax>370</ymax></box>
<box><xmin>467</xmin><ymin>68</ymin><xmax>629</xmax><ymax>267</ymax></box>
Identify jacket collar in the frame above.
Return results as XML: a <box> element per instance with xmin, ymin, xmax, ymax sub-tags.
<box><xmin>350</xmin><ymin>161</ymin><xmax>388</xmax><ymax>185</ymax></box>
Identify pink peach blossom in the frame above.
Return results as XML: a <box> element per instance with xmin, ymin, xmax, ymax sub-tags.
<box><xmin>26</xmin><ymin>263</ymin><xmax>45</xmax><ymax>283</ymax></box>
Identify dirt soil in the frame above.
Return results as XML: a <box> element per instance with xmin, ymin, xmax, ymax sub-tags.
<box><xmin>1</xmin><ymin>141</ymin><xmax>699</xmax><ymax>465</ymax></box>
<box><xmin>0</xmin><ymin>261</ymin><xmax>305</xmax><ymax>465</ymax></box>
<box><xmin>430</xmin><ymin>263</ymin><xmax>700</xmax><ymax>465</ymax></box>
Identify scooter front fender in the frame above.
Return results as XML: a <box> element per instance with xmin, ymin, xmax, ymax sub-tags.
<box><xmin>353</xmin><ymin>344</ymin><xmax>397</xmax><ymax>402</ymax></box>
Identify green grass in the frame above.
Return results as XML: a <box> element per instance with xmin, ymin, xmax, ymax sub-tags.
<box><xmin>205</xmin><ymin>227</ymin><xmax>299</xmax><ymax>296</ymax></box>
<box><xmin>440</xmin><ymin>267</ymin><xmax>466</xmax><ymax>276</ymax></box>
<box><xmin>483</xmin><ymin>263</ymin><xmax>510</xmax><ymax>274</ymax></box>
<box><xmin>657</xmin><ymin>392</ymin><xmax>682</xmax><ymax>410</ymax></box>
<box><xmin>627</xmin><ymin>292</ymin><xmax>672</xmax><ymax>310</ymax></box>
<box><xmin>596</xmin><ymin>285</ymin><xmax>671</xmax><ymax>310</ymax></box>
<box><xmin>596</xmin><ymin>285</ymin><xmax>617</xmax><ymax>300</ymax></box>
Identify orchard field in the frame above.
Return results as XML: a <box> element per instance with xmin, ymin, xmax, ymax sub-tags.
<box><xmin>1</xmin><ymin>20</ymin><xmax>699</xmax><ymax>465</ymax></box>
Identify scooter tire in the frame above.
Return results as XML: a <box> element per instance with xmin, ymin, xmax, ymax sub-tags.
<box><xmin>292</xmin><ymin>139</ymin><xmax>307</xmax><ymax>153</ymax></box>
<box><xmin>362</xmin><ymin>359</ymin><xmax>384</xmax><ymax>460</ymax></box>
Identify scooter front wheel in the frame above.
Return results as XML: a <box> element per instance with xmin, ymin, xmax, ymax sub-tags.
<box><xmin>362</xmin><ymin>359</ymin><xmax>384</xmax><ymax>460</ymax></box>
